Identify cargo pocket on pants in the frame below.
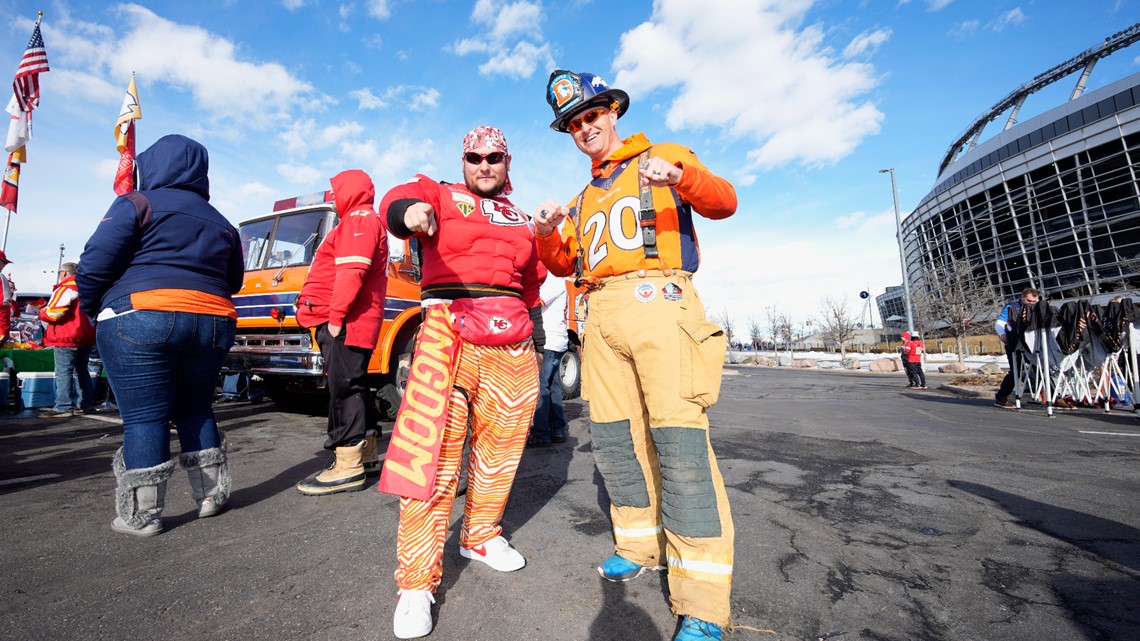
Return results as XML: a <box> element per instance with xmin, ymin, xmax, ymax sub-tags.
<box><xmin>678</xmin><ymin>320</ymin><xmax>726</xmax><ymax>408</ymax></box>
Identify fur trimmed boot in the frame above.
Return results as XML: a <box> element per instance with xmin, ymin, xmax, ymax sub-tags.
<box><xmin>111</xmin><ymin>448</ymin><xmax>175</xmax><ymax>537</ymax></box>
<box><xmin>361</xmin><ymin>429</ymin><xmax>381</xmax><ymax>474</ymax></box>
<box><xmin>296</xmin><ymin>439</ymin><xmax>367</xmax><ymax>496</ymax></box>
<box><xmin>179</xmin><ymin>432</ymin><xmax>231</xmax><ymax>518</ymax></box>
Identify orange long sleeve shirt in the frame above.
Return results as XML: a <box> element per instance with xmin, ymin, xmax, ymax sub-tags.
<box><xmin>537</xmin><ymin>133</ymin><xmax>736</xmax><ymax>279</ymax></box>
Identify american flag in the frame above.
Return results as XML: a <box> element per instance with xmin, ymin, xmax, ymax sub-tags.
<box><xmin>12</xmin><ymin>21</ymin><xmax>50</xmax><ymax>112</ymax></box>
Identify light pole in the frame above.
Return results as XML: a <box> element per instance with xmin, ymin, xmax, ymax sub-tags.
<box><xmin>879</xmin><ymin>168</ymin><xmax>914</xmax><ymax>334</ymax></box>
<box><xmin>56</xmin><ymin>244</ymin><xmax>65</xmax><ymax>282</ymax></box>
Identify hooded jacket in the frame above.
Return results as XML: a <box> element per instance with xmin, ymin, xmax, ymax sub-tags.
<box><xmin>40</xmin><ymin>274</ymin><xmax>95</xmax><ymax>348</ymax></box>
<box><xmin>295</xmin><ymin>170</ymin><xmax>389</xmax><ymax>350</ymax></box>
<box><xmin>77</xmin><ymin>135</ymin><xmax>244</xmax><ymax>318</ymax></box>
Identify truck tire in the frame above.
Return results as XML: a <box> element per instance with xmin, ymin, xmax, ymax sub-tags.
<box><xmin>374</xmin><ymin>333</ymin><xmax>417</xmax><ymax>421</ymax></box>
<box><xmin>560</xmin><ymin>347</ymin><xmax>582</xmax><ymax>400</ymax></box>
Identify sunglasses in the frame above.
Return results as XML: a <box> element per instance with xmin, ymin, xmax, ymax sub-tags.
<box><xmin>566</xmin><ymin>107</ymin><xmax>610</xmax><ymax>133</ymax></box>
<box><xmin>463</xmin><ymin>151</ymin><xmax>506</xmax><ymax>165</ymax></box>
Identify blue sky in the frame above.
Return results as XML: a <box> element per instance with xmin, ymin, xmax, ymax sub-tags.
<box><xmin>2</xmin><ymin>0</ymin><xmax>1139</xmax><ymax>330</ymax></box>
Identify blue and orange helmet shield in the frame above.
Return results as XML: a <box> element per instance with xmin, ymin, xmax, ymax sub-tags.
<box><xmin>546</xmin><ymin>69</ymin><xmax>630</xmax><ymax>133</ymax></box>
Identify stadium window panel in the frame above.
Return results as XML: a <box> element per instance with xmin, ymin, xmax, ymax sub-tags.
<box><xmin>1097</xmin><ymin>98</ymin><xmax>1116</xmax><ymax>119</ymax></box>
<box><xmin>1054</xmin><ymin>118</ymin><xmax>1070</xmax><ymax>137</ymax></box>
<box><xmin>1116</xmin><ymin>90</ymin><xmax>1136</xmax><ymax>112</ymax></box>
<box><xmin>1068</xmin><ymin>111</ymin><xmax>1086</xmax><ymax>130</ymax></box>
<box><xmin>1030</xmin><ymin>129</ymin><xmax>1044</xmax><ymax>147</ymax></box>
<box><xmin>1082</xmin><ymin>104</ymin><xmax>1101</xmax><ymax>125</ymax></box>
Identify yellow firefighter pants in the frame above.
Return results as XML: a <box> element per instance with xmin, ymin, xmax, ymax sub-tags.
<box><xmin>582</xmin><ymin>271</ymin><xmax>734</xmax><ymax>626</ymax></box>
<box><xmin>394</xmin><ymin>339</ymin><xmax>538</xmax><ymax>591</ymax></box>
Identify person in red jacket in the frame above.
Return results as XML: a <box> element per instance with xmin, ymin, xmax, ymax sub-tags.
<box><xmin>294</xmin><ymin>169</ymin><xmax>389</xmax><ymax>495</ymax></box>
<box><xmin>0</xmin><ymin>250</ymin><xmax>14</xmax><ymax>345</ymax></box>
<box><xmin>901</xmin><ymin>331</ymin><xmax>927</xmax><ymax>389</ymax></box>
<box><xmin>40</xmin><ymin>262</ymin><xmax>97</xmax><ymax>416</ymax></box>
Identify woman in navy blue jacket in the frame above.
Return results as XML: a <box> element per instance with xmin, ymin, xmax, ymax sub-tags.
<box><xmin>78</xmin><ymin>134</ymin><xmax>244</xmax><ymax>537</ymax></box>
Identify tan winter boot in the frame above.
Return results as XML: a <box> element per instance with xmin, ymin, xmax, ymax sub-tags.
<box><xmin>296</xmin><ymin>439</ymin><xmax>367</xmax><ymax>495</ymax></box>
<box><xmin>361</xmin><ymin>430</ymin><xmax>381</xmax><ymax>474</ymax></box>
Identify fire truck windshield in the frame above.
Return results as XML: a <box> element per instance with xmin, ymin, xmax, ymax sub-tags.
<box><xmin>240</xmin><ymin>209</ymin><xmax>325</xmax><ymax>271</ymax></box>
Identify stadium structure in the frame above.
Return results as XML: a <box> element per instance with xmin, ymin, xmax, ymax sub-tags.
<box><xmin>900</xmin><ymin>24</ymin><xmax>1140</xmax><ymax>312</ymax></box>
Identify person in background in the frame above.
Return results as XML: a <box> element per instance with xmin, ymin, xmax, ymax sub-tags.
<box><xmin>901</xmin><ymin>332</ymin><xmax>927</xmax><ymax>390</ymax></box>
<box><xmin>39</xmin><ymin>262</ymin><xmax>96</xmax><ymax>417</ymax></box>
<box><xmin>0</xmin><ymin>250</ymin><xmax>13</xmax><ymax>344</ymax></box>
<box><xmin>379</xmin><ymin>125</ymin><xmax>542</xmax><ymax>639</ymax></box>
<box><xmin>993</xmin><ymin>287</ymin><xmax>1040</xmax><ymax>409</ymax></box>
<box><xmin>78</xmin><ymin>134</ymin><xmax>244</xmax><ymax>537</ymax></box>
<box><xmin>527</xmin><ymin>271</ymin><xmax>569</xmax><ymax>448</ymax></box>
<box><xmin>217</xmin><ymin>370</ymin><xmax>264</xmax><ymax>404</ymax></box>
<box><xmin>293</xmin><ymin>169</ymin><xmax>388</xmax><ymax>496</ymax></box>
<box><xmin>533</xmin><ymin>70</ymin><xmax>737</xmax><ymax>641</ymax></box>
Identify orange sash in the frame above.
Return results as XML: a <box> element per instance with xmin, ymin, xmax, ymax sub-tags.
<box><xmin>377</xmin><ymin>305</ymin><xmax>461</xmax><ymax>500</ymax></box>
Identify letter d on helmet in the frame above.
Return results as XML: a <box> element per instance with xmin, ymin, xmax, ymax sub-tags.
<box><xmin>546</xmin><ymin>69</ymin><xmax>630</xmax><ymax>133</ymax></box>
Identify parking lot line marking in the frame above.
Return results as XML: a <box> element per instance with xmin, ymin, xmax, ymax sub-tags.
<box><xmin>1078</xmin><ymin>430</ymin><xmax>1140</xmax><ymax>437</ymax></box>
<box><xmin>0</xmin><ymin>473</ymin><xmax>61</xmax><ymax>486</ymax></box>
<box><xmin>78</xmin><ymin>414</ymin><xmax>123</xmax><ymax>425</ymax></box>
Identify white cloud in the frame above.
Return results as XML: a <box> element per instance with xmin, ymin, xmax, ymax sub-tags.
<box><xmin>366</xmin><ymin>0</ymin><xmax>394</xmax><ymax>19</ymax></box>
<box><xmin>950</xmin><ymin>20</ymin><xmax>980</xmax><ymax>38</ymax></box>
<box><xmin>350</xmin><ymin>86</ymin><xmax>441</xmax><ymax>111</ymax></box>
<box><xmin>926</xmin><ymin>0</ymin><xmax>953</xmax><ymax>10</ymax></box>
<box><xmin>450</xmin><ymin>0</ymin><xmax>552</xmax><ymax>79</ymax></box>
<box><xmin>989</xmin><ymin>8</ymin><xmax>1026</xmax><ymax>32</ymax></box>
<box><xmin>283</xmin><ymin>0</ymin><xmax>307</xmax><ymax>10</ymax></box>
<box><xmin>479</xmin><ymin>42</ymin><xmax>553</xmax><ymax>79</ymax></box>
<box><xmin>48</xmin><ymin>4</ymin><xmax>319</xmax><ymax>128</ymax></box>
<box><xmin>613</xmin><ymin>0</ymin><xmax>883</xmax><ymax>169</ymax></box>
<box><xmin>276</xmin><ymin>162</ymin><xmax>323</xmax><ymax>185</ymax></box>
<box><xmin>696</xmin><ymin>210</ymin><xmax>902</xmax><ymax>324</ymax></box>
<box><xmin>844</xmin><ymin>28</ymin><xmax>892</xmax><ymax>58</ymax></box>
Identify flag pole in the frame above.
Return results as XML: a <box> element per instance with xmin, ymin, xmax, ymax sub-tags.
<box><xmin>1</xmin><ymin>209</ymin><xmax>10</xmax><ymax>253</ymax></box>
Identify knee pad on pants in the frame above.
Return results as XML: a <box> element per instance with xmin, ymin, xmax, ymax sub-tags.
<box><xmin>650</xmin><ymin>427</ymin><xmax>722</xmax><ymax>538</ymax></box>
<box><xmin>590</xmin><ymin>419</ymin><xmax>650</xmax><ymax>508</ymax></box>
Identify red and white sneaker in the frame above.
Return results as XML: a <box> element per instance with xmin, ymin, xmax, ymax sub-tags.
<box><xmin>460</xmin><ymin>535</ymin><xmax>526</xmax><ymax>572</ymax></box>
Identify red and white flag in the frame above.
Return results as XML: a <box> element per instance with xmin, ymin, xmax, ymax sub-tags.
<box><xmin>6</xmin><ymin>17</ymin><xmax>49</xmax><ymax>154</ymax></box>
<box><xmin>113</xmin><ymin>74</ymin><xmax>141</xmax><ymax>195</ymax></box>
<box><xmin>0</xmin><ymin>145</ymin><xmax>23</xmax><ymax>212</ymax></box>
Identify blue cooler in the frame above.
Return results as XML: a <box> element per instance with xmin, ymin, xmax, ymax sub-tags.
<box><xmin>18</xmin><ymin>372</ymin><xmax>55</xmax><ymax>409</ymax></box>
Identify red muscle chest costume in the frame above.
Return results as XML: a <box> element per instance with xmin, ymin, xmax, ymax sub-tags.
<box><xmin>379</xmin><ymin>174</ymin><xmax>542</xmax><ymax>309</ymax></box>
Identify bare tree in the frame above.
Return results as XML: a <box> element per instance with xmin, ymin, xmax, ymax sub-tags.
<box><xmin>715</xmin><ymin>308</ymin><xmax>735</xmax><ymax>350</ymax></box>
<box><xmin>815</xmin><ymin>296</ymin><xmax>858</xmax><ymax>356</ymax></box>
<box><xmin>746</xmin><ymin>315</ymin><xmax>763</xmax><ymax>351</ymax></box>
<box><xmin>776</xmin><ymin>312</ymin><xmax>794</xmax><ymax>358</ymax></box>
<box><xmin>765</xmin><ymin>306</ymin><xmax>783</xmax><ymax>360</ymax></box>
<box><xmin>912</xmin><ymin>256</ymin><xmax>1002</xmax><ymax>362</ymax></box>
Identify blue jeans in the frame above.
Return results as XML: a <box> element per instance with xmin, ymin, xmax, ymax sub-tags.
<box><xmin>52</xmin><ymin>346</ymin><xmax>94</xmax><ymax>413</ymax></box>
<box><xmin>221</xmin><ymin>371</ymin><xmax>264</xmax><ymax>401</ymax></box>
<box><xmin>97</xmin><ymin>301</ymin><xmax>236</xmax><ymax>469</ymax></box>
<box><xmin>531</xmin><ymin>349</ymin><xmax>567</xmax><ymax>443</ymax></box>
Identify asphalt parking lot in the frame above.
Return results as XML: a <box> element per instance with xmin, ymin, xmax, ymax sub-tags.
<box><xmin>1</xmin><ymin>366</ymin><xmax>1138</xmax><ymax>641</ymax></box>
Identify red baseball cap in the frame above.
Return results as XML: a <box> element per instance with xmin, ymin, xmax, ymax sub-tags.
<box><xmin>0</xmin><ymin>250</ymin><xmax>11</xmax><ymax>263</ymax></box>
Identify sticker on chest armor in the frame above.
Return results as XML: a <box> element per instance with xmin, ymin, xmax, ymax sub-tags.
<box><xmin>634</xmin><ymin>283</ymin><xmax>656</xmax><ymax>303</ymax></box>
<box><xmin>481</xmin><ymin>200</ymin><xmax>529</xmax><ymax>226</ymax></box>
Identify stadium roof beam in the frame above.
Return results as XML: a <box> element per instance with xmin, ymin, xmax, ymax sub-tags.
<box><xmin>939</xmin><ymin>22</ymin><xmax>1140</xmax><ymax>177</ymax></box>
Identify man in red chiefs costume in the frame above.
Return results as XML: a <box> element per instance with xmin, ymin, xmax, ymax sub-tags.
<box><xmin>294</xmin><ymin>169</ymin><xmax>388</xmax><ymax>495</ymax></box>
<box><xmin>377</xmin><ymin>125</ymin><xmax>543</xmax><ymax>639</ymax></box>
<box><xmin>534</xmin><ymin>70</ymin><xmax>736</xmax><ymax>641</ymax></box>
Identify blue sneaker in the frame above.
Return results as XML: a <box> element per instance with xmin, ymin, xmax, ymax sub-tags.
<box><xmin>674</xmin><ymin>616</ymin><xmax>722</xmax><ymax>640</ymax></box>
<box><xmin>597</xmin><ymin>554</ymin><xmax>665</xmax><ymax>581</ymax></box>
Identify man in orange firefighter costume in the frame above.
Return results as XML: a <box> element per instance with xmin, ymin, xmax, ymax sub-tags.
<box><xmin>534</xmin><ymin>70</ymin><xmax>737</xmax><ymax>641</ymax></box>
<box><xmin>377</xmin><ymin>125</ymin><xmax>544</xmax><ymax>639</ymax></box>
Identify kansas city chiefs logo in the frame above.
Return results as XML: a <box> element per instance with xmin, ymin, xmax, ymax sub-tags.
<box><xmin>489</xmin><ymin>316</ymin><xmax>512</xmax><ymax>334</ymax></box>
